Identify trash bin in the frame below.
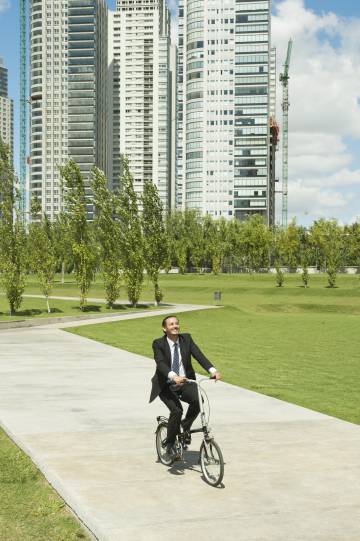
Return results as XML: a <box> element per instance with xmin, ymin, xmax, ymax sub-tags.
<box><xmin>214</xmin><ymin>291</ymin><xmax>222</xmax><ymax>302</ymax></box>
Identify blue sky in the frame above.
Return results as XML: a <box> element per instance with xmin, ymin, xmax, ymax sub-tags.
<box><xmin>0</xmin><ymin>0</ymin><xmax>359</xmax><ymax>224</ymax></box>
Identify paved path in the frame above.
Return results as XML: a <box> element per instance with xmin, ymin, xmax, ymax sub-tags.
<box><xmin>0</xmin><ymin>311</ymin><xmax>359</xmax><ymax>540</ymax></box>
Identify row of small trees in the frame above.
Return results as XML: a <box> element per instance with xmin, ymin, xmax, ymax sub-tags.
<box><xmin>164</xmin><ymin>210</ymin><xmax>360</xmax><ymax>288</ymax></box>
<box><xmin>0</xmin><ymin>136</ymin><xmax>168</xmax><ymax>313</ymax></box>
<box><xmin>1</xmin><ymin>137</ymin><xmax>359</xmax><ymax>315</ymax></box>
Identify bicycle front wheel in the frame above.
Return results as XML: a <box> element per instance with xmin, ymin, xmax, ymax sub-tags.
<box><xmin>200</xmin><ymin>439</ymin><xmax>224</xmax><ymax>487</ymax></box>
<box><xmin>156</xmin><ymin>422</ymin><xmax>173</xmax><ymax>466</ymax></box>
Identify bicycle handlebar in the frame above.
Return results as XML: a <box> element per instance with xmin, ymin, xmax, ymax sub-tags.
<box><xmin>186</xmin><ymin>376</ymin><xmax>216</xmax><ymax>385</ymax></box>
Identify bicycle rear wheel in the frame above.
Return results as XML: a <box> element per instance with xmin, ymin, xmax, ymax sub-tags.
<box><xmin>156</xmin><ymin>422</ymin><xmax>173</xmax><ymax>466</ymax></box>
<box><xmin>200</xmin><ymin>439</ymin><xmax>224</xmax><ymax>487</ymax></box>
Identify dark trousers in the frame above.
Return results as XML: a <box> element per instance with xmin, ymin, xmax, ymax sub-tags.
<box><xmin>159</xmin><ymin>381</ymin><xmax>200</xmax><ymax>444</ymax></box>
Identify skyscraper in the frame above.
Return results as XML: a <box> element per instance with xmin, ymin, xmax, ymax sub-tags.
<box><xmin>29</xmin><ymin>0</ymin><xmax>108</xmax><ymax>220</ymax></box>
<box><xmin>234</xmin><ymin>0</ymin><xmax>271</xmax><ymax>222</ymax></box>
<box><xmin>110</xmin><ymin>0</ymin><xmax>172</xmax><ymax>207</ymax></box>
<box><xmin>0</xmin><ymin>58</ymin><xmax>14</xmax><ymax>160</ymax></box>
<box><xmin>177</xmin><ymin>0</ymin><xmax>272</xmax><ymax>222</ymax></box>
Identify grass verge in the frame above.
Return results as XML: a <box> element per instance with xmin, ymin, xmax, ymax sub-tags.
<box><xmin>0</xmin><ymin>427</ymin><xmax>90</xmax><ymax>541</ymax></box>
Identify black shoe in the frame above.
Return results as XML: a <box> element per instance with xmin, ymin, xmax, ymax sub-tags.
<box><xmin>166</xmin><ymin>443</ymin><xmax>177</xmax><ymax>457</ymax></box>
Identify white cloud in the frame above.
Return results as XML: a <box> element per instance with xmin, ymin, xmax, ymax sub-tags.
<box><xmin>288</xmin><ymin>180</ymin><xmax>349</xmax><ymax>219</ymax></box>
<box><xmin>272</xmin><ymin>0</ymin><xmax>360</xmax><ymax>224</ymax></box>
<box><xmin>0</xmin><ymin>0</ymin><xmax>10</xmax><ymax>13</ymax></box>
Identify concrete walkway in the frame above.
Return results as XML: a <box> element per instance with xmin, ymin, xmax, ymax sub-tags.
<box><xmin>0</xmin><ymin>312</ymin><xmax>359</xmax><ymax>540</ymax></box>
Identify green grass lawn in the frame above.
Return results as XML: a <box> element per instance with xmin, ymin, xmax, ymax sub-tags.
<box><xmin>0</xmin><ymin>428</ymin><xmax>90</xmax><ymax>541</ymax></box>
<box><xmin>67</xmin><ymin>273</ymin><xmax>360</xmax><ymax>425</ymax></box>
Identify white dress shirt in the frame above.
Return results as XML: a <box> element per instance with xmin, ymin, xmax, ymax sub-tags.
<box><xmin>167</xmin><ymin>337</ymin><xmax>217</xmax><ymax>381</ymax></box>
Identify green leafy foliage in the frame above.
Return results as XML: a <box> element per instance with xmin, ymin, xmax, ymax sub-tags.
<box><xmin>28</xmin><ymin>196</ymin><xmax>57</xmax><ymax>313</ymax></box>
<box><xmin>141</xmin><ymin>181</ymin><xmax>167</xmax><ymax>304</ymax></box>
<box><xmin>117</xmin><ymin>156</ymin><xmax>144</xmax><ymax>306</ymax></box>
<box><xmin>239</xmin><ymin>214</ymin><xmax>271</xmax><ymax>272</ymax></box>
<box><xmin>310</xmin><ymin>219</ymin><xmax>344</xmax><ymax>288</ymax></box>
<box><xmin>60</xmin><ymin>160</ymin><xmax>96</xmax><ymax>309</ymax></box>
<box><xmin>0</xmin><ymin>139</ymin><xmax>26</xmax><ymax>315</ymax></box>
<box><xmin>92</xmin><ymin>167</ymin><xmax>122</xmax><ymax>307</ymax></box>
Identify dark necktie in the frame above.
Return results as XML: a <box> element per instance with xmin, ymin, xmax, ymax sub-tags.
<box><xmin>173</xmin><ymin>342</ymin><xmax>180</xmax><ymax>375</ymax></box>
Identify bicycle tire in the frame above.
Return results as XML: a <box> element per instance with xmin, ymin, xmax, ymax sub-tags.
<box><xmin>155</xmin><ymin>421</ymin><xmax>173</xmax><ymax>466</ymax></box>
<box><xmin>200</xmin><ymin>439</ymin><xmax>224</xmax><ymax>487</ymax></box>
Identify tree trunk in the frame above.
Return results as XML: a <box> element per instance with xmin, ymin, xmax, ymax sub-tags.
<box><xmin>61</xmin><ymin>261</ymin><xmax>65</xmax><ymax>285</ymax></box>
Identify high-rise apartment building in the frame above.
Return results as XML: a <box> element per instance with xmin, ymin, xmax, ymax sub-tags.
<box><xmin>177</xmin><ymin>0</ymin><xmax>272</xmax><ymax>222</ymax></box>
<box><xmin>0</xmin><ymin>58</ymin><xmax>14</xmax><ymax>160</ymax></box>
<box><xmin>110</xmin><ymin>0</ymin><xmax>172</xmax><ymax>207</ymax></box>
<box><xmin>29</xmin><ymin>0</ymin><xmax>108</xmax><ymax>220</ymax></box>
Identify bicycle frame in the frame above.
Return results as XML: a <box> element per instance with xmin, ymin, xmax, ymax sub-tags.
<box><xmin>156</xmin><ymin>378</ymin><xmax>214</xmax><ymax>447</ymax></box>
<box><xmin>183</xmin><ymin>378</ymin><xmax>213</xmax><ymax>441</ymax></box>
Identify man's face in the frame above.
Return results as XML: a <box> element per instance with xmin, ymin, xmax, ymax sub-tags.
<box><xmin>163</xmin><ymin>317</ymin><xmax>180</xmax><ymax>337</ymax></box>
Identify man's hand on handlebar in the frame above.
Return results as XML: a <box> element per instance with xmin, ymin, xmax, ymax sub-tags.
<box><xmin>173</xmin><ymin>375</ymin><xmax>187</xmax><ymax>385</ymax></box>
<box><xmin>211</xmin><ymin>371</ymin><xmax>221</xmax><ymax>382</ymax></box>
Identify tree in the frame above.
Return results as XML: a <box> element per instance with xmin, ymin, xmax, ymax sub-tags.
<box><xmin>184</xmin><ymin>209</ymin><xmax>204</xmax><ymax>272</ymax></box>
<box><xmin>271</xmin><ymin>226</ymin><xmax>287</xmax><ymax>287</ymax></box>
<box><xmin>52</xmin><ymin>213</ymin><xmax>74</xmax><ymax>283</ymax></box>
<box><xmin>117</xmin><ymin>156</ymin><xmax>144</xmax><ymax>306</ymax></box>
<box><xmin>203</xmin><ymin>216</ymin><xmax>229</xmax><ymax>274</ymax></box>
<box><xmin>299</xmin><ymin>228</ymin><xmax>311</xmax><ymax>288</ymax></box>
<box><xmin>166</xmin><ymin>211</ymin><xmax>187</xmax><ymax>274</ymax></box>
<box><xmin>92</xmin><ymin>167</ymin><xmax>122</xmax><ymax>308</ymax></box>
<box><xmin>60</xmin><ymin>160</ymin><xmax>96</xmax><ymax>309</ymax></box>
<box><xmin>239</xmin><ymin>214</ymin><xmax>271</xmax><ymax>272</ymax></box>
<box><xmin>141</xmin><ymin>181</ymin><xmax>167</xmax><ymax>304</ymax></box>
<box><xmin>309</xmin><ymin>219</ymin><xmax>344</xmax><ymax>287</ymax></box>
<box><xmin>0</xmin><ymin>139</ymin><xmax>26</xmax><ymax>315</ymax></box>
<box><xmin>226</xmin><ymin>218</ymin><xmax>243</xmax><ymax>271</ymax></box>
<box><xmin>28</xmin><ymin>196</ymin><xmax>57</xmax><ymax>313</ymax></box>
<box><xmin>282</xmin><ymin>219</ymin><xmax>301</xmax><ymax>269</ymax></box>
<box><xmin>344</xmin><ymin>223</ymin><xmax>360</xmax><ymax>267</ymax></box>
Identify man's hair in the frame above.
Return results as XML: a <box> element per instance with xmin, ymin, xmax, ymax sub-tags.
<box><xmin>162</xmin><ymin>315</ymin><xmax>179</xmax><ymax>329</ymax></box>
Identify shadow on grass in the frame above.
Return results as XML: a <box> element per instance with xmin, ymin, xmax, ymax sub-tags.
<box><xmin>13</xmin><ymin>308</ymin><xmax>64</xmax><ymax>317</ymax></box>
<box><xmin>109</xmin><ymin>303</ymin><xmax>155</xmax><ymax>310</ymax></box>
<box><xmin>75</xmin><ymin>305</ymin><xmax>101</xmax><ymax>313</ymax></box>
<box><xmin>105</xmin><ymin>303</ymin><xmax>127</xmax><ymax>311</ymax></box>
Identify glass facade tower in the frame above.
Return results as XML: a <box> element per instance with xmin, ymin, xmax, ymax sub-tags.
<box><xmin>29</xmin><ymin>0</ymin><xmax>108</xmax><ymax>220</ymax></box>
<box><xmin>234</xmin><ymin>0</ymin><xmax>270</xmax><ymax>221</ymax></box>
<box><xmin>68</xmin><ymin>0</ymin><xmax>108</xmax><ymax>218</ymax></box>
<box><xmin>177</xmin><ymin>0</ymin><xmax>272</xmax><ymax>221</ymax></box>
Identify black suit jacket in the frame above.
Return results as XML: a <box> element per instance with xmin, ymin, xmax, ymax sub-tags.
<box><xmin>149</xmin><ymin>333</ymin><xmax>214</xmax><ymax>403</ymax></box>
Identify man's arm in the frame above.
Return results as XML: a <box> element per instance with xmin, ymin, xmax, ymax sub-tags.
<box><xmin>189</xmin><ymin>335</ymin><xmax>221</xmax><ymax>379</ymax></box>
<box><xmin>152</xmin><ymin>340</ymin><xmax>171</xmax><ymax>379</ymax></box>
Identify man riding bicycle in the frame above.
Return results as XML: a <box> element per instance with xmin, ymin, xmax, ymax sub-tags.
<box><xmin>149</xmin><ymin>315</ymin><xmax>221</xmax><ymax>458</ymax></box>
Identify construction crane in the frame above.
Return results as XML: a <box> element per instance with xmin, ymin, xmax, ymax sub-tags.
<box><xmin>20</xmin><ymin>0</ymin><xmax>28</xmax><ymax>217</ymax></box>
<box><xmin>279</xmin><ymin>39</ymin><xmax>293</xmax><ymax>229</ymax></box>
